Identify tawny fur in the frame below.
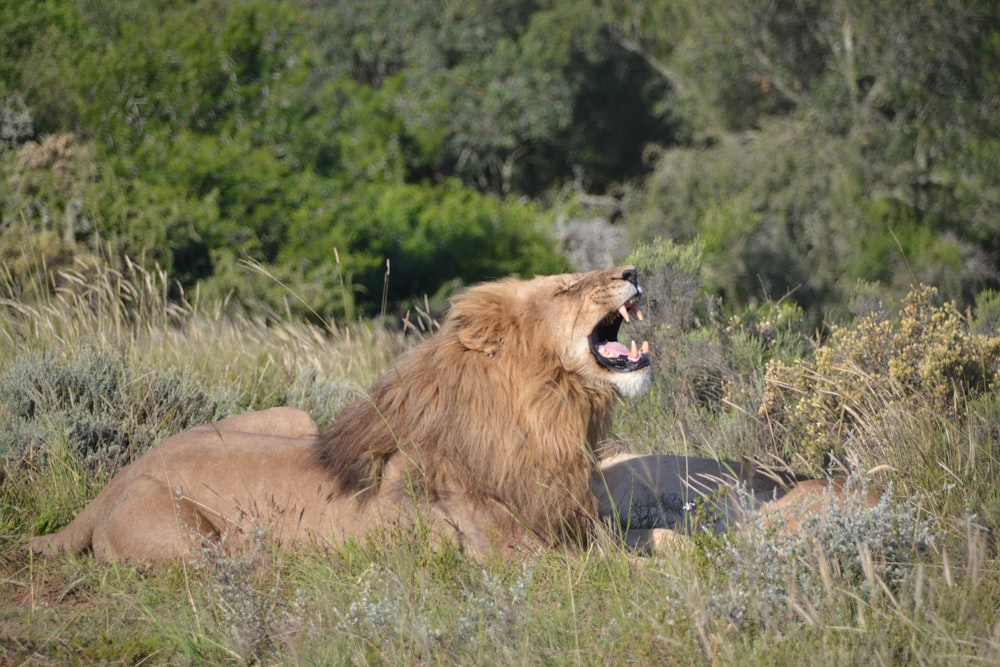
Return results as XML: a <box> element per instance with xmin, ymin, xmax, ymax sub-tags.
<box><xmin>30</xmin><ymin>266</ymin><xmax>651</xmax><ymax>562</ymax></box>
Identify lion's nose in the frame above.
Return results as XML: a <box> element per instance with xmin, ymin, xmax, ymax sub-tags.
<box><xmin>620</xmin><ymin>268</ymin><xmax>638</xmax><ymax>286</ymax></box>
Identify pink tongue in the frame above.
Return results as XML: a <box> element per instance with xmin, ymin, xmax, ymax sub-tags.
<box><xmin>600</xmin><ymin>342</ymin><xmax>630</xmax><ymax>358</ymax></box>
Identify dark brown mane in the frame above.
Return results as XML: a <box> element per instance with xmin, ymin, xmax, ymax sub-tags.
<box><xmin>313</xmin><ymin>384</ymin><xmax>399</xmax><ymax>497</ymax></box>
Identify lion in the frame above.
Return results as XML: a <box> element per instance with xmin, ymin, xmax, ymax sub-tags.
<box><xmin>30</xmin><ymin>266</ymin><xmax>655</xmax><ymax>562</ymax></box>
<box><xmin>29</xmin><ymin>265</ymin><xmax>863</xmax><ymax>563</ymax></box>
<box><xmin>591</xmin><ymin>453</ymin><xmax>879</xmax><ymax>550</ymax></box>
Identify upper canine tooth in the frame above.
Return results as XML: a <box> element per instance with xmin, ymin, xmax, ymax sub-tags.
<box><xmin>636</xmin><ymin>308</ymin><xmax>644</xmax><ymax>321</ymax></box>
<box><xmin>618</xmin><ymin>305</ymin><xmax>630</xmax><ymax>323</ymax></box>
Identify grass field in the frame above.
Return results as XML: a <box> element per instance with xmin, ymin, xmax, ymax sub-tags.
<box><xmin>2</xmin><ymin>254</ymin><xmax>999</xmax><ymax>665</ymax></box>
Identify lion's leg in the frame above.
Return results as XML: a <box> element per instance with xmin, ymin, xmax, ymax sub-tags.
<box><xmin>91</xmin><ymin>475</ymin><xmax>218</xmax><ymax>563</ymax></box>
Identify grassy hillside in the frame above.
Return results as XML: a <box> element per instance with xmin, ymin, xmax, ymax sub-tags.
<box><xmin>2</xmin><ymin>247</ymin><xmax>999</xmax><ymax>664</ymax></box>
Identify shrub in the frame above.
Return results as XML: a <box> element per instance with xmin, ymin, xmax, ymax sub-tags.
<box><xmin>626</xmin><ymin>239</ymin><xmax>718</xmax><ymax>408</ymax></box>
<box><xmin>760</xmin><ymin>285</ymin><xmax>1000</xmax><ymax>468</ymax></box>
<box><xmin>618</xmin><ymin>239</ymin><xmax>726</xmax><ymax>445</ymax></box>
<box><xmin>195</xmin><ymin>525</ymin><xmax>304</xmax><ymax>663</ymax></box>
<box><xmin>627</xmin><ymin>237</ymin><xmax>706</xmax><ymax>334</ymax></box>
<box><xmin>0</xmin><ymin>346</ymin><xmax>238</xmax><ymax>474</ymax></box>
<box><xmin>712</xmin><ymin>480</ymin><xmax>941</xmax><ymax>636</ymax></box>
<box><xmin>3</xmin><ymin>132</ymin><xmax>99</xmax><ymax>245</ymax></box>
<box><xmin>623</xmin><ymin>117</ymin><xmax>1000</xmax><ymax>326</ymax></box>
<box><xmin>0</xmin><ymin>95</ymin><xmax>32</xmax><ymax>147</ymax></box>
<box><xmin>621</xmin><ymin>238</ymin><xmax>810</xmax><ymax>458</ymax></box>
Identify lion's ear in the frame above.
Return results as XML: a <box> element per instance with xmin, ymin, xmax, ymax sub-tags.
<box><xmin>451</xmin><ymin>289</ymin><xmax>516</xmax><ymax>356</ymax></box>
<box><xmin>457</xmin><ymin>319</ymin><xmax>509</xmax><ymax>355</ymax></box>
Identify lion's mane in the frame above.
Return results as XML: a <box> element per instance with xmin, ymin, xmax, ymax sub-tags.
<box><xmin>316</xmin><ymin>278</ymin><xmax>617</xmax><ymax>548</ymax></box>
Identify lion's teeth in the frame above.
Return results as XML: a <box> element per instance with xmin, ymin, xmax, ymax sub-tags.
<box><xmin>618</xmin><ymin>305</ymin><xmax>630</xmax><ymax>323</ymax></box>
<box><xmin>636</xmin><ymin>308</ymin><xmax>644</xmax><ymax>321</ymax></box>
<box><xmin>641</xmin><ymin>340</ymin><xmax>650</xmax><ymax>355</ymax></box>
<box><xmin>630</xmin><ymin>340</ymin><xmax>638</xmax><ymax>359</ymax></box>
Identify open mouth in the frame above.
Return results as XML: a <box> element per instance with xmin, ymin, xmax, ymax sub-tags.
<box><xmin>589</xmin><ymin>294</ymin><xmax>651</xmax><ymax>373</ymax></box>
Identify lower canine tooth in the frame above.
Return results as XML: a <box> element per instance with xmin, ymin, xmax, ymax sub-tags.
<box><xmin>641</xmin><ymin>340</ymin><xmax>650</xmax><ymax>354</ymax></box>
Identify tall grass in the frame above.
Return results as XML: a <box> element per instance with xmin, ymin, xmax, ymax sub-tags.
<box><xmin>0</xmin><ymin>255</ymin><xmax>406</xmax><ymax>417</ymax></box>
<box><xmin>1</xmin><ymin>252</ymin><xmax>999</xmax><ymax>665</ymax></box>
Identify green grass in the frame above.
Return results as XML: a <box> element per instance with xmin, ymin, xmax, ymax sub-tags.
<box><xmin>1</xmin><ymin>259</ymin><xmax>999</xmax><ymax>665</ymax></box>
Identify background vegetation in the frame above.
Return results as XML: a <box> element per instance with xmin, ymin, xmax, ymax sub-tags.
<box><xmin>4</xmin><ymin>0</ymin><xmax>999</xmax><ymax>322</ymax></box>
<box><xmin>2</xmin><ymin>0</ymin><xmax>1000</xmax><ymax>663</ymax></box>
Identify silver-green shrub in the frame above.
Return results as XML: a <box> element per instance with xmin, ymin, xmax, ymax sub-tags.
<box><xmin>0</xmin><ymin>346</ymin><xmax>238</xmax><ymax>473</ymax></box>
<box><xmin>709</xmin><ymin>479</ymin><xmax>941</xmax><ymax>634</ymax></box>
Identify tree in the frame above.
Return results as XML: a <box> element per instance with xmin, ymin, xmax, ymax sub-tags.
<box><xmin>624</xmin><ymin>0</ymin><xmax>1000</xmax><ymax>319</ymax></box>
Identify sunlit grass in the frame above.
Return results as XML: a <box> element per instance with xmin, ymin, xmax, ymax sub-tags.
<box><xmin>1</xmin><ymin>257</ymin><xmax>999</xmax><ymax>665</ymax></box>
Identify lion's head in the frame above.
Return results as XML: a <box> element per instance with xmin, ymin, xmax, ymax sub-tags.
<box><xmin>316</xmin><ymin>266</ymin><xmax>651</xmax><ymax>552</ymax></box>
<box><xmin>449</xmin><ymin>265</ymin><xmax>651</xmax><ymax>398</ymax></box>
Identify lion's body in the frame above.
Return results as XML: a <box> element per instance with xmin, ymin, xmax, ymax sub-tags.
<box><xmin>29</xmin><ymin>266</ymin><xmax>862</xmax><ymax>563</ymax></box>
<box><xmin>29</xmin><ymin>409</ymin><xmax>370</xmax><ymax>561</ymax></box>
<box><xmin>592</xmin><ymin>453</ymin><xmax>876</xmax><ymax>547</ymax></box>
<box><xmin>31</xmin><ymin>267</ymin><xmax>653</xmax><ymax>562</ymax></box>
<box><xmin>593</xmin><ymin>453</ymin><xmax>817</xmax><ymax>532</ymax></box>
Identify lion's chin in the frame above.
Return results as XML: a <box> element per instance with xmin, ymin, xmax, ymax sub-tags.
<box><xmin>607</xmin><ymin>367</ymin><xmax>652</xmax><ymax>397</ymax></box>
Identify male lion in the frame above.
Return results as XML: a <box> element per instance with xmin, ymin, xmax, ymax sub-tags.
<box><xmin>30</xmin><ymin>266</ymin><xmax>654</xmax><ymax>562</ymax></box>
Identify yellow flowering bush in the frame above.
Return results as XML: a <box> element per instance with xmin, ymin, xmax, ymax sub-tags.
<box><xmin>760</xmin><ymin>285</ymin><xmax>1000</xmax><ymax>467</ymax></box>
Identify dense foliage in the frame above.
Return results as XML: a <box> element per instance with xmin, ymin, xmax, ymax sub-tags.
<box><xmin>0</xmin><ymin>0</ymin><xmax>673</xmax><ymax>317</ymax></box>
<box><xmin>621</xmin><ymin>0</ymin><xmax>1000</xmax><ymax>320</ymax></box>
<box><xmin>2</xmin><ymin>0</ymin><xmax>1000</xmax><ymax>322</ymax></box>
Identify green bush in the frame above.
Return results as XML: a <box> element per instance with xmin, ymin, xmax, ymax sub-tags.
<box><xmin>282</xmin><ymin>179</ymin><xmax>569</xmax><ymax>315</ymax></box>
<box><xmin>624</xmin><ymin>112</ymin><xmax>999</xmax><ymax>325</ymax></box>
<box><xmin>1</xmin><ymin>0</ymin><xmax>679</xmax><ymax>318</ymax></box>
<box><xmin>620</xmin><ymin>238</ymin><xmax>810</xmax><ymax>458</ymax></box>
<box><xmin>624</xmin><ymin>122</ymin><xmax>869</xmax><ymax>321</ymax></box>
